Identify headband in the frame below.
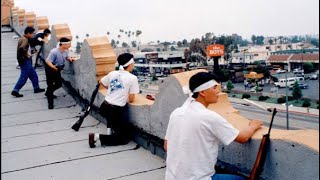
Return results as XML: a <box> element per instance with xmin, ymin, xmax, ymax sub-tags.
<box><xmin>182</xmin><ymin>80</ymin><xmax>218</xmax><ymax>95</ymax></box>
<box><xmin>119</xmin><ymin>58</ymin><xmax>134</xmax><ymax>70</ymax></box>
<box><xmin>179</xmin><ymin>79</ymin><xmax>219</xmax><ymax>115</ymax></box>
<box><xmin>60</xmin><ymin>42</ymin><xmax>71</xmax><ymax>45</ymax></box>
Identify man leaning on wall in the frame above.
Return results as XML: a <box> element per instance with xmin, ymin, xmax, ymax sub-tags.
<box><xmin>44</xmin><ymin>37</ymin><xmax>75</xmax><ymax>109</ymax></box>
<box><xmin>164</xmin><ymin>72</ymin><xmax>263</xmax><ymax>180</ymax></box>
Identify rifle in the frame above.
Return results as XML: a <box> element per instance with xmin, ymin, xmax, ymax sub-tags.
<box><xmin>244</xmin><ymin>99</ymin><xmax>277</xmax><ymax>180</ymax></box>
<box><xmin>71</xmin><ymin>82</ymin><xmax>100</xmax><ymax>131</ymax></box>
<box><xmin>34</xmin><ymin>44</ymin><xmax>44</xmax><ymax>68</ymax></box>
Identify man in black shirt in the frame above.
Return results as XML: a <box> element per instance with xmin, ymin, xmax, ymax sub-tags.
<box><xmin>29</xmin><ymin>28</ymin><xmax>51</xmax><ymax>67</ymax></box>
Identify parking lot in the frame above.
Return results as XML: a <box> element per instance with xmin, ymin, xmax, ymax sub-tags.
<box><xmin>232</xmin><ymin>78</ymin><xmax>319</xmax><ymax>100</ymax></box>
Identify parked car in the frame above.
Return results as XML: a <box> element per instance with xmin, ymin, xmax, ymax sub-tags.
<box><xmin>293</xmin><ymin>68</ymin><xmax>304</xmax><ymax>74</ymax></box>
<box><xmin>289</xmin><ymin>83</ymin><xmax>309</xmax><ymax>90</ymax></box>
<box><xmin>250</xmin><ymin>86</ymin><xmax>263</xmax><ymax>92</ymax></box>
<box><xmin>310</xmin><ymin>74</ymin><xmax>318</xmax><ymax>80</ymax></box>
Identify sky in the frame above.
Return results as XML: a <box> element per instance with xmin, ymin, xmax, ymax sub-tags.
<box><xmin>14</xmin><ymin>0</ymin><xmax>319</xmax><ymax>44</ymax></box>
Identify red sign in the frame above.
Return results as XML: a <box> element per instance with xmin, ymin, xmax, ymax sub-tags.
<box><xmin>207</xmin><ymin>44</ymin><xmax>224</xmax><ymax>57</ymax></box>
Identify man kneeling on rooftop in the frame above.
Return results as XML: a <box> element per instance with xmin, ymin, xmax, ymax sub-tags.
<box><xmin>88</xmin><ymin>53</ymin><xmax>140</xmax><ymax>148</ymax></box>
<box><xmin>164</xmin><ymin>72</ymin><xmax>263</xmax><ymax>180</ymax></box>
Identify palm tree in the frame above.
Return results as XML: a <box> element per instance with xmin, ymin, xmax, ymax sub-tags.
<box><xmin>279</xmin><ymin>36</ymin><xmax>284</xmax><ymax>44</ymax></box>
<box><xmin>251</xmin><ymin>35</ymin><xmax>257</xmax><ymax>45</ymax></box>
<box><xmin>136</xmin><ymin>30</ymin><xmax>142</xmax><ymax>50</ymax></box>
<box><xmin>268</xmin><ymin>39</ymin><xmax>273</xmax><ymax>45</ymax></box>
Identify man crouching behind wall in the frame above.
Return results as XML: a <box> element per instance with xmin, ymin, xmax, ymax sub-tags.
<box><xmin>164</xmin><ymin>72</ymin><xmax>263</xmax><ymax>180</ymax></box>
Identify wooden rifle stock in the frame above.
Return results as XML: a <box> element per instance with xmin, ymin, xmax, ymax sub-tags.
<box><xmin>249</xmin><ymin>108</ymin><xmax>277</xmax><ymax>180</ymax></box>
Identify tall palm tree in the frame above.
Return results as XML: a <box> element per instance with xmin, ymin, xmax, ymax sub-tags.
<box><xmin>136</xmin><ymin>30</ymin><xmax>142</xmax><ymax>50</ymax></box>
<box><xmin>279</xmin><ymin>36</ymin><xmax>283</xmax><ymax>44</ymax></box>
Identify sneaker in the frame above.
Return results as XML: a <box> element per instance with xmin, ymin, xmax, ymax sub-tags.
<box><xmin>34</xmin><ymin>64</ymin><xmax>43</xmax><ymax>68</ymax></box>
<box><xmin>11</xmin><ymin>91</ymin><xmax>23</xmax><ymax>97</ymax></box>
<box><xmin>89</xmin><ymin>133</ymin><xmax>96</xmax><ymax>148</ymax></box>
<box><xmin>34</xmin><ymin>88</ymin><xmax>45</xmax><ymax>93</ymax></box>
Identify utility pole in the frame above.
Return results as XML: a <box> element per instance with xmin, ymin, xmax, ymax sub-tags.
<box><xmin>285</xmin><ymin>68</ymin><xmax>289</xmax><ymax>130</ymax></box>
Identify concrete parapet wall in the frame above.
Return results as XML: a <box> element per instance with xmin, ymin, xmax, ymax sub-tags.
<box><xmin>24</xmin><ymin>11</ymin><xmax>36</xmax><ymax>28</ymax></box>
<box><xmin>17</xmin><ymin>8</ymin><xmax>25</xmax><ymax>26</ymax></box>
<box><xmin>10</xmin><ymin>6</ymin><xmax>18</xmax><ymax>28</ymax></box>
<box><xmin>35</xmin><ymin>16</ymin><xmax>49</xmax><ymax>32</ymax></box>
<box><xmin>11</xmin><ymin>8</ymin><xmax>25</xmax><ymax>36</ymax></box>
<box><xmin>1</xmin><ymin>0</ymin><xmax>14</xmax><ymax>25</ymax></box>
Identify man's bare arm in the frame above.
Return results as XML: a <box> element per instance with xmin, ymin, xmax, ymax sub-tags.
<box><xmin>99</xmin><ymin>80</ymin><xmax>108</xmax><ymax>89</ymax></box>
<box><xmin>128</xmin><ymin>94</ymin><xmax>135</xmax><ymax>103</ymax></box>
<box><xmin>164</xmin><ymin>139</ymin><xmax>167</xmax><ymax>152</ymax></box>
<box><xmin>234</xmin><ymin>120</ymin><xmax>263</xmax><ymax>144</ymax></box>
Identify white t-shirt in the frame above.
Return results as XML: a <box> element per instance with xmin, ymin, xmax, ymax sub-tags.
<box><xmin>165</xmin><ymin>100</ymin><xmax>239</xmax><ymax>180</ymax></box>
<box><xmin>100</xmin><ymin>70</ymin><xmax>139</xmax><ymax>107</ymax></box>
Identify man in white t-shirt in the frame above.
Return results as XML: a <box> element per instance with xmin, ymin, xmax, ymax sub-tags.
<box><xmin>164</xmin><ymin>72</ymin><xmax>263</xmax><ymax>180</ymax></box>
<box><xmin>89</xmin><ymin>53</ymin><xmax>140</xmax><ymax>148</ymax></box>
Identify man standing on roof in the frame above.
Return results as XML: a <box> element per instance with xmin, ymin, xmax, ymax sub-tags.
<box><xmin>164</xmin><ymin>72</ymin><xmax>263</xmax><ymax>180</ymax></box>
<box><xmin>88</xmin><ymin>53</ymin><xmax>140</xmax><ymax>148</ymax></box>
<box><xmin>11</xmin><ymin>26</ymin><xmax>45</xmax><ymax>98</ymax></box>
<box><xmin>45</xmin><ymin>37</ymin><xmax>75</xmax><ymax>109</ymax></box>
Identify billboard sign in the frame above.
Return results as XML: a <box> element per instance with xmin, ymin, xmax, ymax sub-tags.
<box><xmin>145</xmin><ymin>53</ymin><xmax>158</xmax><ymax>63</ymax></box>
<box><xmin>207</xmin><ymin>44</ymin><xmax>225</xmax><ymax>57</ymax></box>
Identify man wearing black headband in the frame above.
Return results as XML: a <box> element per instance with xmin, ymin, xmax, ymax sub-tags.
<box><xmin>164</xmin><ymin>72</ymin><xmax>263</xmax><ymax>180</ymax></box>
<box><xmin>88</xmin><ymin>53</ymin><xmax>139</xmax><ymax>148</ymax></box>
<box><xmin>45</xmin><ymin>37</ymin><xmax>75</xmax><ymax>109</ymax></box>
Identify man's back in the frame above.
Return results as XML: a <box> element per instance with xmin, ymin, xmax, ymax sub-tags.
<box><xmin>17</xmin><ymin>36</ymin><xmax>29</xmax><ymax>63</ymax></box>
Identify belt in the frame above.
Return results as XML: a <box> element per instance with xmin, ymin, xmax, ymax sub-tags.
<box><xmin>104</xmin><ymin>101</ymin><xmax>120</xmax><ymax>108</ymax></box>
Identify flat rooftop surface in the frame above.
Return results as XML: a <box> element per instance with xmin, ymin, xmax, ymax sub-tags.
<box><xmin>1</xmin><ymin>29</ymin><xmax>166</xmax><ymax>180</ymax></box>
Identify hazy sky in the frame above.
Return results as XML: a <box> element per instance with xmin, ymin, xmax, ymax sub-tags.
<box><xmin>15</xmin><ymin>0</ymin><xmax>319</xmax><ymax>43</ymax></box>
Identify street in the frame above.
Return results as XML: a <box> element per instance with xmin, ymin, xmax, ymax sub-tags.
<box><xmin>232</xmin><ymin>102</ymin><xmax>319</xmax><ymax>130</ymax></box>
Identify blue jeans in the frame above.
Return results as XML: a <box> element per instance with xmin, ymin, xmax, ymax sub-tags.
<box><xmin>13</xmin><ymin>58</ymin><xmax>40</xmax><ymax>92</ymax></box>
<box><xmin>212</xmin><ymin>174</ymin><xmax>246</xmax><ymax>180</ymax></box>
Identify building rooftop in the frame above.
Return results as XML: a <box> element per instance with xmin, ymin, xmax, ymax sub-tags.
<box><xmin>1</xmin><ymin>29</ymin><xmax>166</xmax><ymax>180</ymax></box>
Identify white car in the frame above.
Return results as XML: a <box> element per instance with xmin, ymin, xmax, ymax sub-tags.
<box><xmin>310</xmin><ymin>74</ymin><xmax>318</xmax><ymax>80</ymax></box>
<box><xmin>293</xmin><ymin>69</ymin><xmax>304</xmax><ymax>74</ymax></box>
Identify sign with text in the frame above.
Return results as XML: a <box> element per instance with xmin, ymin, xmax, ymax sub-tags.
<box><xmin>207</xmin><ymin>44</ymin><xmax>225</xmax><ymax>57</ymax></box>
<box><xmin>145</xmin><ymin>53</ymin><xmax>158</xmax><ymax>63</ymax></box>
